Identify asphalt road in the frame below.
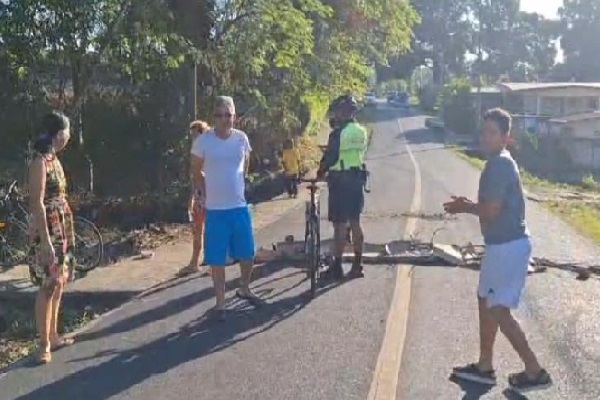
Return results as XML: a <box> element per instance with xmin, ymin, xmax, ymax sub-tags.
<box><xmin>1</xmin><ymin>106</ymin><xmax>599</xmax><ymax>400</ymax></box>
<box><xmin>0</xmin><ymin>107</ymin><xmax>412</xmax><ymax>400</ymax></box>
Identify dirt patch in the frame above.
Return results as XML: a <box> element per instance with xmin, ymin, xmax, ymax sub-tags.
<box><xmin>0</xmin><ymin>299</ymin><xmax>107</xmax><ymax>369</ymax></box>
<box><xmin>527</xmin><ymin>188</ymin><xmax>600</xmax><ymax>205</ymax></box>
<box><xmin>101</xmin><ymin>223</ymin><xmax>191</xmax><ymax>265</ymax></box>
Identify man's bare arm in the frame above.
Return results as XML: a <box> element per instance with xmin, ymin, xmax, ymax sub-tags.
<box><xmin>466</xmin><ymin>200</ymin><xmax>502</xmax><ymax>223</ymax></box>
<box><xmin>244</xmin><ymin>151</ymin><xmax>250</xmax><ymax>177</ymax></box>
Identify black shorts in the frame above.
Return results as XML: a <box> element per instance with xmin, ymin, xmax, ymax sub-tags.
<box><xmin>327</xmin><ymin>170</ymin><xmax>365</xmax><ymax>223</ymax></box>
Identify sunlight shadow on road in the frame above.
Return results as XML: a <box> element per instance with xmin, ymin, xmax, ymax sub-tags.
<box><xmin>502</xmin><ymin>388</ymin><xmax>529</xmax><ymax>400</ymax></box>
<box><xmin>10</xmin><ymin>264</ymin><xmax>349</xmax><ymax>400</ymax></box>
<box><xmin>71</xmin><ymin>261</ymin><xmax>294</xmax><ymax>344</ymax></box>
<box><xmin>448</xmin><ymin>374</ymin><xmax>494</xmax><ymax>400</ymax></box>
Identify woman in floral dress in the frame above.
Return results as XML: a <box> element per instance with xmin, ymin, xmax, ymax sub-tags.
<box><xmin>28</xmin><ymin>111</ymin><xmax>75</xmax><ymax>364</ymax></box>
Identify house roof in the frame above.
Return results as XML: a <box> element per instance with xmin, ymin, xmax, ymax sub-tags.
<box><xmin>549</xmin><ymin>111</ymin><xmax>600</xmax><ymax>124</ymax></box>
<box><xmin>470</xmin><ymin>87</ymin><xmax>500</xmax><ymax>94</ymax></box>
<box><xmin>498</xmin><ymin>82</ymin><xmax>600</xmax><ymax>93</ymax></box>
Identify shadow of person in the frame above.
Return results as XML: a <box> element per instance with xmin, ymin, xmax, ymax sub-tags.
<box><xmin>448</xmin><ymin>374</ymin><xmax>494</xmax><ymax>400</ymax></box>
<box><xmin>12</xmin><ymin>270</ymin><xmax>348</xmax><ymax>400</ymax></box>
<box><xmin>502</xmin><ymin>388</ymin><xmax>529</xmax><ymax>400</ymax></box>
<box><xmin>73</xmin><ymin>261</ymin><xmax>293</xmax><ymax>344</ymax></box>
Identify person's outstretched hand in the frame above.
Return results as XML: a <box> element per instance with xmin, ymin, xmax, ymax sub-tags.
<box><xmin>443</xmin><ymin>196</ymin><xmax>474</xmax><ymax>214</ymax></box>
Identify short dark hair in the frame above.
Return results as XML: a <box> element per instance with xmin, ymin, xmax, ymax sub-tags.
<box><xmin>483</xmin><ymin>108</ymin><xmax>512</xmax><ymax>136</ymax></box>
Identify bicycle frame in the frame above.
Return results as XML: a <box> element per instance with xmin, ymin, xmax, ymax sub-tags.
<box><xmin>303</xmin><ymin>181</ymin><xmax>321</xmax><ymax>250</ymax></box>
<box><xmin>301</xmin><ymin>178</ymin><xmax>323</xmax><ymax>295</ymax></box>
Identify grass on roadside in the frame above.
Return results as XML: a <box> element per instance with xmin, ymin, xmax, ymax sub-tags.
<box><xmin>546</xmin><ymin>201</ymin><xmax>600</xmax><ymax>243</ymax></box>
<box><xmin>452</xmin><ymin>148</ymin><xmax>600</xmax><ymax>244</ymax></box>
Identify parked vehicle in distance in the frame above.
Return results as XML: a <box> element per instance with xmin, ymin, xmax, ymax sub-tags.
<box><xmin>389</xmin><ymin>91</ymin><xmax>409</xmax><ymax>109</ymax></box>
<box><xmin>364</xmin><ymin>91</ymin><xmax>377</xmax><ymax>106</ymax></box>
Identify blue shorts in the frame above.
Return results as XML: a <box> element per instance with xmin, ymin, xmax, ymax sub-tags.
<box><xmin>204</xmin><ymin>206</ymin><xmax>255</xmax><ymax>266</ymax></box>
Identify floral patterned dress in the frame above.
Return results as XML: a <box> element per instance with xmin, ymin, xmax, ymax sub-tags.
<box><xmin>28</xmin><ymin>154</ymin><xmax>75</xmax><ymax>287</ymax></box>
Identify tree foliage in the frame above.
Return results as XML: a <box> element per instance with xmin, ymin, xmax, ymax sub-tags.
<box><xmin>558</xmin><ymin>0</ymin><xmax>600</xmax><ymax>81</ymax></box>
<box><xmin>441</xmin><ymin>77</ymin><xmax>476</xmax><ymax>135</ymax></box>
<box><xmin>383</xmin><ymin>0</ymin><xmax>561</xmax><ymax>85</ymax></box>
<box><xmin>0</xmin><ymin>0</ymin><xmax>418</xmax><ymax>197</ymax></box>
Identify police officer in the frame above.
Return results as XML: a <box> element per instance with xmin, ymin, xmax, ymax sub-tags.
<box><xmin>318</xmin><ymin>95</ymin><xmax>368</xmax><ymax>280</ymax></box>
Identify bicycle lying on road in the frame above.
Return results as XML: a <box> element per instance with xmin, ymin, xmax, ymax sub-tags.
<box><xmin>0</xmin><ymin>180</ymin><xmax>104</xmax><ymax>273</ymax></box>
<box><xmin>300</xmin><ymin>178</ymin><xmax>325</xmax><ymax>296</ymax></box>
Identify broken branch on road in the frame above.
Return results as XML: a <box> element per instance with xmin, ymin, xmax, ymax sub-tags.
<box><xmin>255</xmin><ymin>232</ymin><xmax>600</xmax><ymax>282</ymax></box>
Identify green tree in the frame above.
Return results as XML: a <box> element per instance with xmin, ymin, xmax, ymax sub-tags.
<box><xmin>558</xmin><ymin>0</ymin><xmax>600</xmax><ymax>81</ymax></box>
<box><xmin>442</xmin><ymin>77</ymin><xmax>477</xmax><ymax>135</ymax></box>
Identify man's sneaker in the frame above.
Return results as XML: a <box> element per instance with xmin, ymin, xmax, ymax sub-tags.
<box><xmin>347</xmin><ymin>265</ymin><xmax>364</xmax><ymax>279</ymax></box>
<box><xmin>508</xmin><ymin>369</ymin><xmax>552</xmax><ymax>393</ymax></box>
<box><xmin>322</xmin><ymin>265</ymin><xmax>344</xmax><ymax>281</ymax></box>
<box><xmin>451</xmin><ymin>363</ymin><xmax>497</xmax><ymax>385</ymax></box>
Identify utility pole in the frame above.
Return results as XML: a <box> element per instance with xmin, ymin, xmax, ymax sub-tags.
<box><xmin>476</xmin><ymin>0</ymin><xmax>484</xmax><ymax>130</ymax></box>
<box><xmin>193</xmin><ymin>61</ymin><xmax>198</xmax><ymax>120</ymax></box>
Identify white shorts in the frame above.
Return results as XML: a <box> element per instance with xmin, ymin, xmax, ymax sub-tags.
<box><xmin>478</xmin><ymin>237</ymin><xmax>532</xmax><ymax>309</ymax></box>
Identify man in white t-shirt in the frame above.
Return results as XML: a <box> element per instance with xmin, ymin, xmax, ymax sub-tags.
<box><xmin>190</xmin><ymin>96</ymin><xmax>261</xmax><ymax>321</ymax></box>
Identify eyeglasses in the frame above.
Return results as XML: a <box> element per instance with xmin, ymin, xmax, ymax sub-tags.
<box><xmin>214</xmin><ymin>113</ymin><xmax>233</xmax><ymax>119</ymax></box>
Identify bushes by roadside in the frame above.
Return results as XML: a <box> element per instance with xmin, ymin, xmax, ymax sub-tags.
<box><xmin>441</xmin><ymin>78</ymin><xmax>477</xmax><ymax>135</ymax></box>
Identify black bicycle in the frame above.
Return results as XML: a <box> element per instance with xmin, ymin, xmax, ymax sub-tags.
<box><xmin>0</xmin><ymin>180</ymin><xmax>104</xmax><ymax>272</ymax></box>
<box><xmin>71</xmin><ymin>215</ymin><xmax>104</xmax><ymax>273</ymax></box>
<box><xmin>300</xmin><ymin>178</ymin><xmax>324</xmax><ymax>296</ymax></box>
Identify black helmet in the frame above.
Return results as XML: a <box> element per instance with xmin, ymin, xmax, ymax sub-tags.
<box><xmin>328</xmin><ymin>95</ymin><xmax>359</xmax><ymax>116</ymax></box>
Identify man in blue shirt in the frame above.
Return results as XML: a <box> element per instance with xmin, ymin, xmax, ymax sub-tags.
<box><xmin>443</xmin><ymin>108</ymin><xmax>551</xmax><ymax>394</ymax></box>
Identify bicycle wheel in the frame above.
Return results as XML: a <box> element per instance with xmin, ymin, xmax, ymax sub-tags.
<box><xmin>0</xmin><ymin>219</ymin><xmax>29</xmax><ymax>268</ymax></box>
<box><xmin>303</xmin><ymin>201</ymin><xmax>312</xmax><ymax>278</ymax></box>
<box><xmin>309</xmin><ymin>219</ymin><xmax>321</xmax><ymax>296</ymax></box>
<box><xmin>307</xmin><ymin>220</ymin><xmax>319</xmax><ymax>296</ymax></box>
<box><xmin>73</xmin><ymin>216</ymin><xmax>104</xmax><ymax>273</ymax></box>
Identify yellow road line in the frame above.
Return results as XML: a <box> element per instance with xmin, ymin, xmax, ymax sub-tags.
<box><xmin>367</xmin><ymin>118</ymin><xmax>422</xmax><ymax>400</ymax></box>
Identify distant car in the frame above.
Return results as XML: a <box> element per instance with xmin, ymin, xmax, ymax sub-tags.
<box><xmin>364</xmin><ymin>92</ymin><xmax>377</xmax><ymax>107</ymax></box>
<box><xmin>389</xmin><ymin>91</ymin><xmax>409</xmax><ymax>109</ymax></box>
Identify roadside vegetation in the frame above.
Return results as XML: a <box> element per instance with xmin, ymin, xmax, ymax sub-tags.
<box><xmin>0</xmin><ymin>0</ymin><xmax>419</xmax><ymax>230</ymax></box>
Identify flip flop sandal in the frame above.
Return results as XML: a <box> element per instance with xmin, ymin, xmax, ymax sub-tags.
<box><xmin>176</xmin><ymin>265</ymin><xmax>200</xmax><ymax>277</ymax></box>
<box><xmin>235</xmin><ymin>290</ymin><xmax>265</xmax><ymax>308</ymax></box>
<box><xmin>50</xmin><ymin>337</ymin><xmax>75</xmax><ymax>351</ymax></box>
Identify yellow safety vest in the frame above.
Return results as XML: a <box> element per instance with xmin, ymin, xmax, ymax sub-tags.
<box><xmin>330</xmin><ymin>122</ymin><xmax>368</xmax><ymax>171</ymax></box>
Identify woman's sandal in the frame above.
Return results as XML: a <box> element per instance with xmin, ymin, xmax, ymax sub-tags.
<box><xmin>36</xmin><ymin>348</ymin><xmax>52</xmax><ymax>364</ymax></box>
<box><xmin>50</xmin><ymin>337</ymin><xmax>75</xmax><ymax>351</ymax></box>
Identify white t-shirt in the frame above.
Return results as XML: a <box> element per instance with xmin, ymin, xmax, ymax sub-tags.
<box><xmin>191</xmin><ymin>129</ymin><xmax>251</xmax><ymax>210</ymax></box>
